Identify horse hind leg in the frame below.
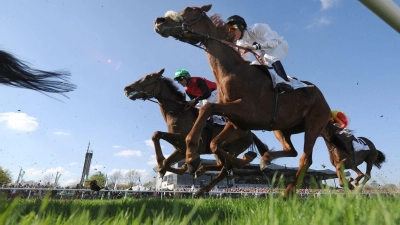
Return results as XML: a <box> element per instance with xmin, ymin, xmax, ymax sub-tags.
<box><xmin>352</xmin><ymin>167</ymin><xmax>365</xmax><ymax>186</ymax></box>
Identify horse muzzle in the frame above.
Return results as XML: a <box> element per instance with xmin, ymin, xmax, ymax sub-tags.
<box><xmin>125</xmin><ymin>90</ymin><xmax>139</xmax><ymax>100</ymax></box>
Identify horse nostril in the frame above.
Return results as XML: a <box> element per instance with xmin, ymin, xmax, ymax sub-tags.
<box><xmin>155</xmin><ymin>17</ymin><xmax>166</xmax><ymax>24</ymax></box>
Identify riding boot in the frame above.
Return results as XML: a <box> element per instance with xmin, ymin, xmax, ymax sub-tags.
<box><xmin>272</xmin><ymin>61</ymin><xmax>294</xmax><ymax>93</ymax></box>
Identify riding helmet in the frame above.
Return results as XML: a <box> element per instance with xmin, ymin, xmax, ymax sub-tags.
<box><xmin>174</xmin><ymin>69</ymin><xmax>191</xmax><ymax>80</ymax></box>
<box><xmin>226</xmin><ymin>15</ymin><xmax>247</xmax><ymax>30</ymax></box>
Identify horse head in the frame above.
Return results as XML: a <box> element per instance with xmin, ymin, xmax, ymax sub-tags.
<box><xmin>124</xmin><ymin>69</ymin><xmax>165</xmax><ymax>101</ymax></box>
<box><xmin>154</xmin><ymin>5</ymin><xmax>213</xmax><ymax>45</ymax></box>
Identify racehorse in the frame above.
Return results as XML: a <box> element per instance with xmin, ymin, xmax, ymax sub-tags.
<box><xmin>0</xmin><ymin>50</ymin><xmax>76</xmax><ymax>97</ymax></box>
<box><xmin>154</xmin><ymin>4</ymin><xmax>334</xmax><ymax>197</ymax></box>
<box><xmin>323</xmin><ymin>125</ymin><xmax>386</xmax><ymax>189</ymax></box>
<box><xmin>124</xmin><ymin>69</ymin><xmax>270</xmax><ymax>196</ymax></box>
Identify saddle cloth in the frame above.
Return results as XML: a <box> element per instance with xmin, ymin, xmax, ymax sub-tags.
<box><xmin>212</xmin><ymin>115</ymin><xmax>227</xmax><ymax>126</ymax></box>
<box><xmin>269</xmin><ymin>70</ymin><xmax>314</xmax><ymax>90</ymax></box>
<box><xmin>352</xmin><ymin>138</ymin><xmax>370</xmax><ymax>152</ymax></box>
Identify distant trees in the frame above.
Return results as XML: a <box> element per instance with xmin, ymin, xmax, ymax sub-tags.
<box><xmin>87</xmin><ymin>172</ymin><xmax>106</xmax><ymax>187</ymax></box>
<box><xmin>0</xmin><ymin>166</ymin><xmax>12</xmax><ymax>184</ymax></box>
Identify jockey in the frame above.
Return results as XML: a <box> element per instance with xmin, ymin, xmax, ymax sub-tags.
<box><xmin>330</xmin><ymin>110</ymin><xmax>349</xmax><ymax>130</ymax></box>
<box><xmin>226</xmin><ymin>15</ymin><xmax>293</xmax><ymax>93</ymax></box>
<box><xmin>174</xmin><ymin>69</ymin><xmax>226</xmax><ymax>125</ymax></box>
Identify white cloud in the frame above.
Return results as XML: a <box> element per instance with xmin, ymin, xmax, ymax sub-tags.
<box><xmin>305</xmin><ymin>17</ymin><xmax>332</xmax><ymax>29</ymax></box>
<box><xmin>112</xmin><ymin>145</ymin><xmax>123</xmax><ymax>149</ymax></box>
<box><xmin>91</xmin><ymin>164</ymin><xmax>104</xmax><ymax>171</ymax></box>
<box><xmin>320</xmin><ymin>0</ymin><xmax>339</xmax><ymax>10</ymax></box>
<box><xmin>145</xmin><ymin>139</ymin><xmax>165</xmax><ymax>150</ymax></box>
<box><xmin>54</xmin><ymin>131</ymin><xmax>71</xmax><ymax>136</ymax></box>
<box><xmin>69</xmin><ymin>162</ymin><xmax>77</xmax><ymax>166</ymax></box>
<box><xmin>0</xmin><ymin>112</ymin><xmax>39</xmax><ymax>132</ymax></box>
<box><xmin>147</xmin><ymin>155</ymin><xmax>157</xmax><ymax>166</ymax></box>
<box><xmin>115</xmin><ymin>150</ymin><xmax>142</xmax><ymax>157</ymax></box>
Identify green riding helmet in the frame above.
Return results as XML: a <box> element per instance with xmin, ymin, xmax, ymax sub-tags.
<box><xmin>174</xmin><ymin>69</ymin><xmax>191</xmax><ymax>81</ymax></box>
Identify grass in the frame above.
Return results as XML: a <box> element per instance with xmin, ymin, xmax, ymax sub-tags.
<box><xmin>0</xmin><ymin>192</ymin><xmax>399</xmax><ymax>225</ymax></box>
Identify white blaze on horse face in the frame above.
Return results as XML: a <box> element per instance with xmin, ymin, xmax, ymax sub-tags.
<box><xmin>165</xmin><ymin>11</ymin><xmax>182</xmax><ymax>23</ymax></box>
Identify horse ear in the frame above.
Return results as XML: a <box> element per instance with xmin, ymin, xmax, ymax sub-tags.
<box><xmin>201</xmin><ymin>4</ymin><xmax>212</xmax><ymax>12</ymax></box>
<box><xmin>158</xmin><ymin>68</ymin><xmax>165</xmax><ymax>75</ymax></box>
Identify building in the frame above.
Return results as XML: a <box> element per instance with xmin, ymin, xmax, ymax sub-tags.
<box><xmin>156</xmin><ymin>158</ymin><xmax>349</xmax><ymax>190</ymax></box>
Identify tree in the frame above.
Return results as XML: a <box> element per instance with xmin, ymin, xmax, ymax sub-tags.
<box><xmin>0</xmin><ymin>166</ymin><xmax>12</xmax><ymax>184</ymax></box>
<box><xmin>143</xmin><ymin>177</ymin><xmax>157</xmax><ymax>189</ymax></box>
<box><xmin>87</xmin><ymin>172</ymin><xmax>106</xmax><ymax>187</ymax></box>
<box><xmin>124</xmin><ymin>169</ymin><xmax>141</xmax><ymax>187</ymax></box>
<box><xmin>109</xmin><ymin>170</ymin><xmax>123</xmax><ymax>188</ymax></box>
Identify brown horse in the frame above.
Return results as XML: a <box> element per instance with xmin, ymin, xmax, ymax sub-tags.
<box><xmin>0</xmin><ymin>50</ymin><xmax>76</xmax><ymax>97</ymax></box>
<box><xmin>154</xmin><ymin>5</ymin><xmax>332</xmax><ymax>197</ymax></box>
<box><xmin>124</xmin><ymin>69</ymin><xmax>270</xmax><ymax>195</ymax></box>
<box><xmin>323</xmin><ymin>124</ymin><xmax>386</xmax><ymax>189</ymax></box>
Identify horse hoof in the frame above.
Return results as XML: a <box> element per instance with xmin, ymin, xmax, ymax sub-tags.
<box><xmin>187</xmin><ymin>157</ymin><xmax>201</xmax><ymax>174</ymax></box>
<box><xmin>194</xmin><ymin>170</ymin><xmax>203</xmax><ymax>179</ymax></box>
<box><xmin>243</xmin><ymin>152</ymin><xmax>257</xmax><ymax>162</ymax></box>
<box><xmin>260</xmin><ymin>159</ymin><xmax>271</xmax><ymax>171</ymax></box>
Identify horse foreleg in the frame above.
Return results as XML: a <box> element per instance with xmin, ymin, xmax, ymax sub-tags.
<box><xmin>195</xmin><ymin>164</ymin><xmax>223</xmax><ymax>179</ymax></box>
<box><xmin>152</xmin><ymin>131</ymin><xmax>186</xmax><ymax>177</ymax></box>
<box><xmin>261</xmin><ymin>130</ymin><xmax>298</xmax><ymax>170</ymax></box>
<box><xmin>209</xmin><ymin>124</ymin><xmax>255</xmax><ymax>169</ymax></box>
<box><xmin>194</xmin><ymin>167</ymin><xmax>229</xmax><ymax>197</ymax></box>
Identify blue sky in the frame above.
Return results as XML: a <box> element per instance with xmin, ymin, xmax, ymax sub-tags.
<box><xmin>1</xmin><ymin>0</ymin><xmax>399</xmax><ymax>187</ymax></box>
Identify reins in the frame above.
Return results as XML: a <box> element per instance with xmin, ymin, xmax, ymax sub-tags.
<box><xmin>178</xmin><ymin>11</ymin><xmax>265</xmax><ymax>65</ymax></box>
<box><xmin>131</xmin><ymin>76</ymin><xmax>187</xmax><ymax>106</ymax></box>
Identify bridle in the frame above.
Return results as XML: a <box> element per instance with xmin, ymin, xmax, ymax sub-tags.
<box><xmin>128</xmin><ymin>76</ymin><xmax>186</xmax><ymax>105</ymax></box>
<box><xmin>176</xmin><ymin>8</ymin><xmax>265</xmax><ymax>65</ymax></box>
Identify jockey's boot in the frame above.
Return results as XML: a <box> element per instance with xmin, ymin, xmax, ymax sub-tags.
<box><xmin>272</xmin><ymin>61</ymin><xmax>294</xmax><ymax>93</ymax></box>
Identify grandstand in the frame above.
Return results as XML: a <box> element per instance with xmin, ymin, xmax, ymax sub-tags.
<box><xmin>156</xmin><ymin>158</ymin><xmax>350</xmax><ymax>190</ymax></box>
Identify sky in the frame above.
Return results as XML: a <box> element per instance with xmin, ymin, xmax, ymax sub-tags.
<box><xmin>1</xmin><ymin>0</ymin><xmax>399</xmax><ymax>188</ymax></box>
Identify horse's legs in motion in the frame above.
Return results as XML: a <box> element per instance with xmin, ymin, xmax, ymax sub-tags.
<box><xmin>284</xmin><ymin>114</ymin><xmax>329</xmax><ymax>198</ymax></box>
<box><xmin>208</xmin><ymin>123</ymin><xmax>256</xmax><ymax>169</ymax></box>
<box><xmin>194</xmin><ymin>166</ymin><xmax>231</xmax><ymax>197</ymax></box>
<box><xmin>352</xmin><ymin>166</ymin><xmax>365</xmax><ymax>186</ymax></box>
<box><xmin>185</xmin><ymin>100</ymin><xmax>247</xmax><ymax>173</ymax></box>
<box><xmin>260</xmin><ymin>130</ymin><xmax>298</xmax><ymax>169</ymax></box>
<box><xmin>152</xmin><ymin>131</ymin><xmax>186</xmax><ymax>178</ymax></box>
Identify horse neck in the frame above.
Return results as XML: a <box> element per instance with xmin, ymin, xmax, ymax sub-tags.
<box><xmin>204</xmin><ymin>40</ymin><xmax>241</xmax><ymax>82</ymax></box>
<box><xmin>154</xmin><ymin>83</ymin><xmax>185</xmax><ymax>123</ymax></box>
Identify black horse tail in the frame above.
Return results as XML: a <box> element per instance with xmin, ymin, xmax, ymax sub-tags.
<box><xmin>373</xmin><ymin>150</ymin><xmax>386</xmax><ymax>169</ymax></box>
<box><xmin>0</xmin><ymin>50</ymin><xmax>76</xmax><ymax>97</ymax></box>
<box><xmin>251</xmin><ymin>132</ymin><xmax>269</xmax><ymax>156</ymax></box>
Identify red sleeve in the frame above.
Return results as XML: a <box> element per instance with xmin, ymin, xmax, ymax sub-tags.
<box><xmin>337</xmin><ymin>112</ymin><xmax>348</xmax><ymax>129</ymax></box>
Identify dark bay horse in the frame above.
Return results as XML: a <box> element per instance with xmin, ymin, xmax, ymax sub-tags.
<box><xmin>154</xmin><ymin>5</ymin><xmax>333</xmax><ymax>197</ymax></box>
<box><xmin>0</xmin><ymin>50</ymin><xmax>76</xmax><ymax>97</ymax></box>
<box><xmin>323</xmin><ymin>124</ymin><xmax>386</xmax><ymax>189</ymax></box>
<box><xmin>124</xmin><ymin>69</ymin><xmax>270</xmax><ymax>195</ymax></box>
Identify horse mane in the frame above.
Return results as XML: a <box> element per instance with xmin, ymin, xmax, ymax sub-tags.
<box><xmin>210</xmin><ymin>14</ymin><xmax>235</xmax><ymax>42</ymax></box>
<box><xmin>161</xmin><ymin>77</ymin><xmax>186</xmax><ymax>101</ymax></box>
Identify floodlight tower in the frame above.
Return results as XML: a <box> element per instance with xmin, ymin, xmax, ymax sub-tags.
<box><xmin>80</xmin><ymin>142</ymin><xmax>93</xmax><ymax>185</ymax></box>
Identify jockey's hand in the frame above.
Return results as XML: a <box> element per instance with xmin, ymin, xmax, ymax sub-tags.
<box><xmin>184</xmin><ymin>99</ymin><xmax>197</xmax><ymax>111</ymax></box>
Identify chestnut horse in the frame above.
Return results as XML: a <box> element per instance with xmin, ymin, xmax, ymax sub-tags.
<box><xmin>154</xmin><ymin>4</ymin><xmax>333</xmax><ymax>197</ymax></box>
<box><xmin>124</xmin><ymin>69</ymin><xmax>270</xmax><ymax>195</ymax></box>
<box><xmin>0</xmin><ymin>50</ymin><xmax>76</xmax><ymax>97</ymax></box>
<box><xmin>323</xmin><ymin>124</ymin><xmax>386</xmax><ymax>189</ymax></box>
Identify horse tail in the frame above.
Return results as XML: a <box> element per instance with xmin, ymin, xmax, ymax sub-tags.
<box><xmin>0</xmin><ymin>50</ymin><xmax>76</xmax><ymax>96</ymax></box>
<box><xmin>373</xmin><ymin>150</ymin><xmax>386</xmax><ymax>169</ymax></box>
<box><xmin>251</xmin><ymin>132</ymin><xmax>269</xmax><ymax>156</ymax></box>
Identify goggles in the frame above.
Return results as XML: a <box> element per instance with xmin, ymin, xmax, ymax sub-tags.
<box><xmin>175</xmin><ymin>76</ymin><xmax>185</xmax><ymax>82</ymax></box>
<box><xmin>228</xmin><ymin>24</ymin><xmax>239</xmax><ymax>32</ymax></box>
